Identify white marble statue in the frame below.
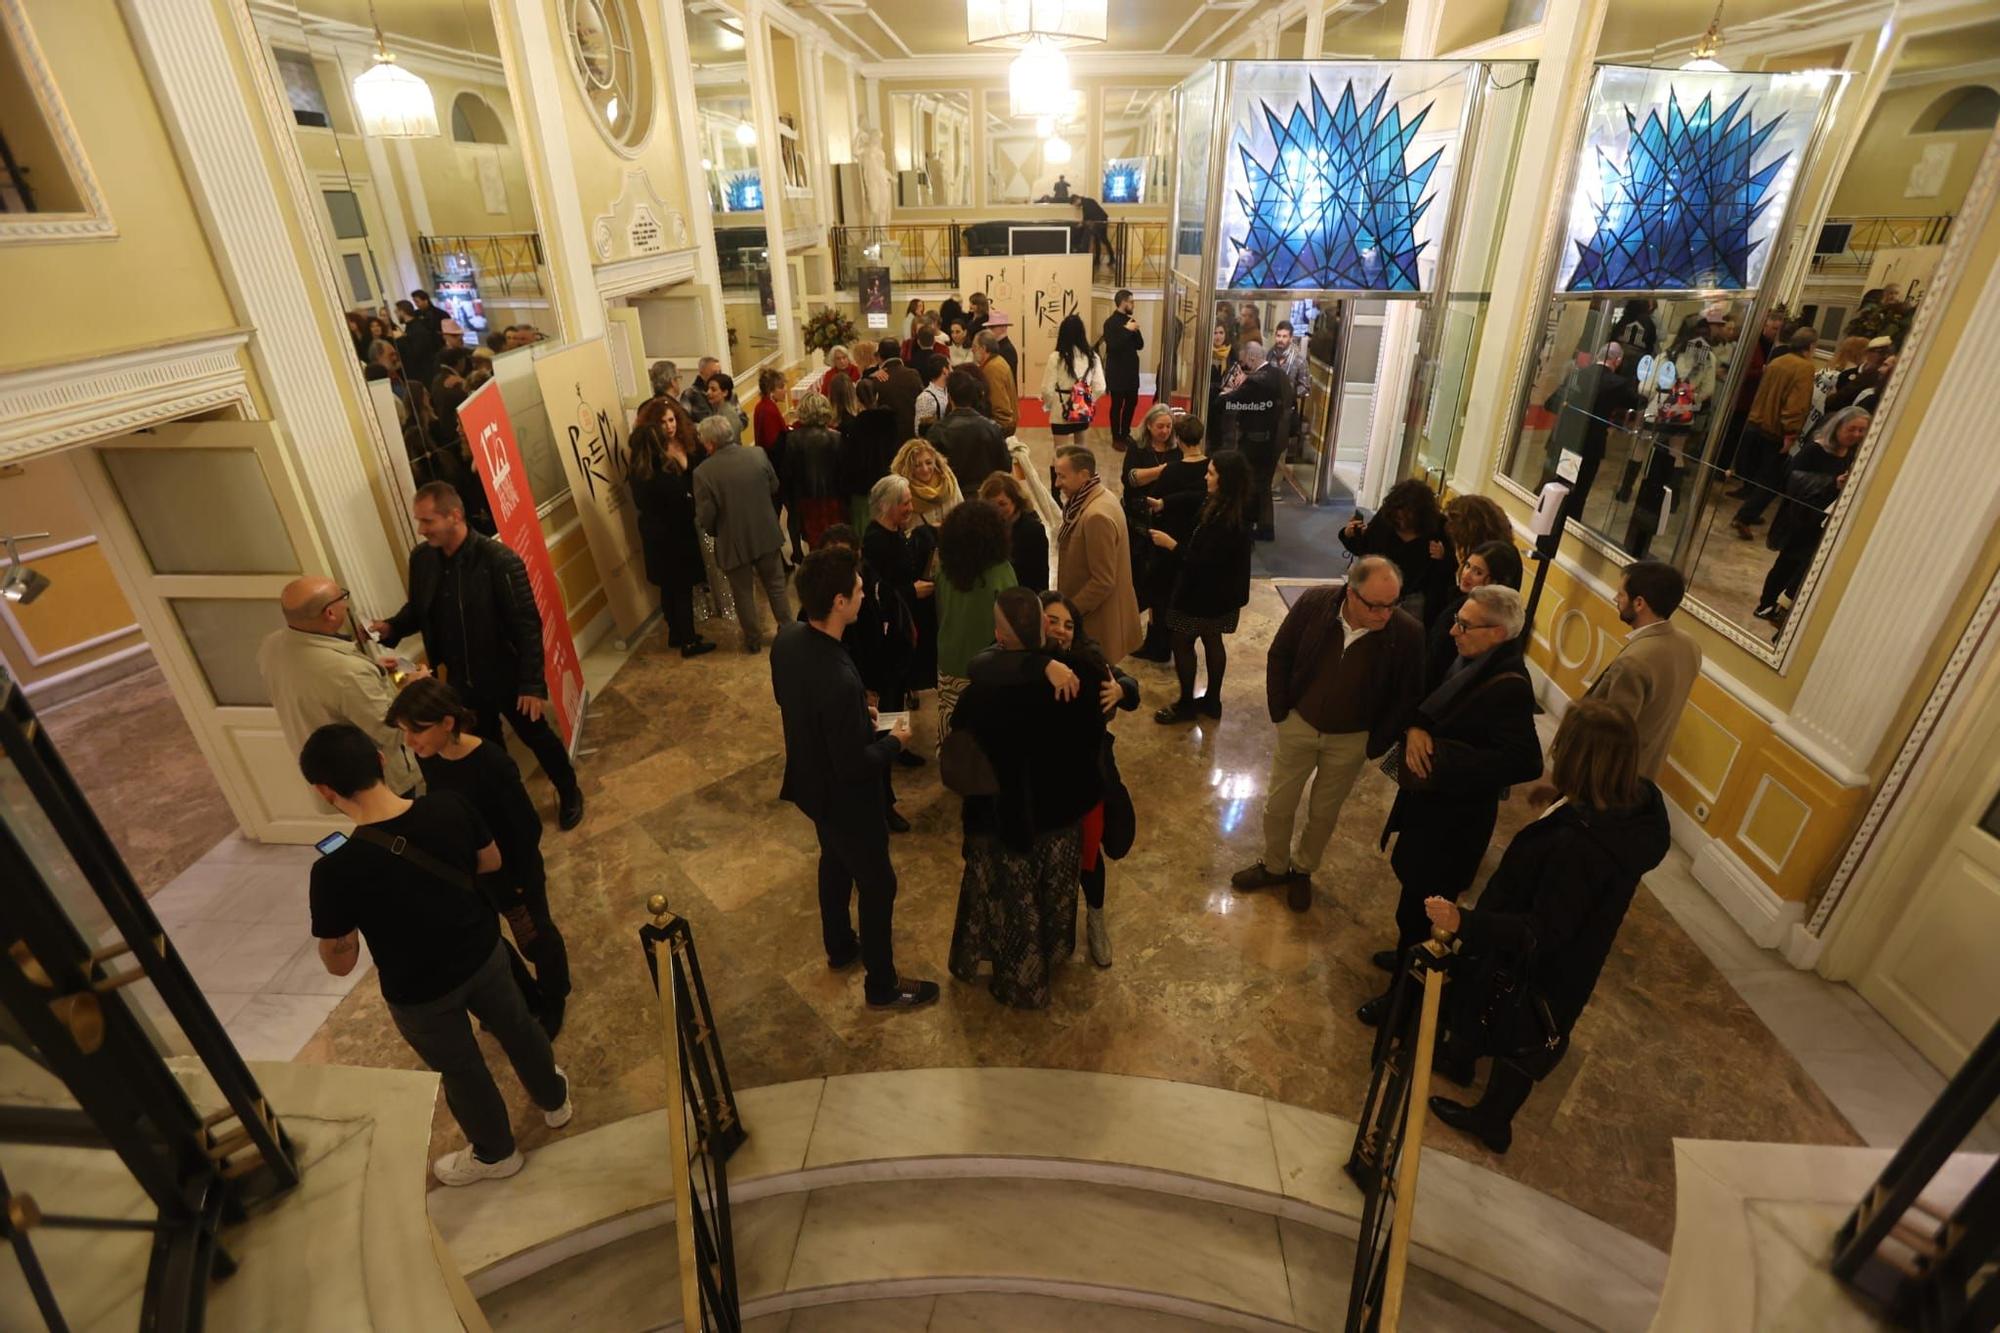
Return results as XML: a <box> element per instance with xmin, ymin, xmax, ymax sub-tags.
<box><xmin>855</xmin><ymin>126</ymin><xmax>892</xmax><ymax>229</ymax></box>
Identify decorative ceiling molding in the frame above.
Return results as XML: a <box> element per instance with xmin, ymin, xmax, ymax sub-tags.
<box><xmin>0</xmin><ymin>331</ymin><xmax>254</xmax><ymax>462</ymax></box>
<box><xmin>594</xmin><ymin>248</ymin><xmax>700</xmax><ymax>299</ymax></box>
<box><xmin>245</xmin><ymin>0</ymin><xmax>509</xmax><ymax>89</ymax></box>
<box><xmin>0</xmin><ymin>0</ymin><xmax>116</xmax><ymax>246</ymax></box>
<box><xmin>858</xmin><ymin>51</ymin><xmax>1205</xmax><ymax>80</ymax></box>
<box><xmin>1886</xmin><ymin>56</ymin><xmax>2000</xmax><ymax>92</ymax></box>
<box><xmin>1596</xmin><ymin>0</ymin><xmax>1984</xmax><ymax>66</ymax></box>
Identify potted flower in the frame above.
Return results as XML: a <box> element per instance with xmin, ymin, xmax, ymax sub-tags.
<box><xmin>802</xmin><ymin>306</ymin><xmax>859</xmax><ymax>364</ymax></box>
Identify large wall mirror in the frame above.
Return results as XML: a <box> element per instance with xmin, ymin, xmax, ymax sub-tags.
<box><xmin>1493</xmin><ymin>33</ymin><xmax>1999</xmax><ymax>662</ymax></box>
<box><xmin>686</xmin><ymin>4</ymin><xmax>778</xmax><ymax>373</ymax></box>
<box><xmin>252</xmin><ymin>0</ymin><xmax>566</xmax><ymax>520</ymax></box>
<box><xmin>985</xmin><ymin>89</ymin><xmax>1086</xmax><ymax>206</ymax></box>
<box><xmin>1099</xmin><ymin>86</ymin><xmax>1171</xmax><ymax>205</ymax></box>
<box><xmin>889</xmin><ymin>90</ymin><xmax>970</xmax><ymax>208</ymax></box>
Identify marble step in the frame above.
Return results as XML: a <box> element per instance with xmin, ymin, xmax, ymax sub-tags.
<box><xmin>478</xmin><ymin>1174</ymin><xmax>1547</xmax><ymax>1332</ymax></box>
<box><xmin>433</xmin><ymin>1068</ymin><xmax>1667</xmax><ymax>1331</ymax></box>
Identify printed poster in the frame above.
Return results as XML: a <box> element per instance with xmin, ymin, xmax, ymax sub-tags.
<box><xmin>965</xmin><ymin>255</ymin><xmax>1090</xmax><ymax>397</ymax></box>
<box><xmin>860</xmin><ymin>265</ymin><xmax>891</xmax><ymax>330</ymax></box>
<box><xmin>457</xmin><ymin>381</ymin><xmax>587</xmax><ymax>746</ymax></box>
<box><xmin>531</xmin><ymin>338</ymin><xmax>657</xmax><ymax>640</ymax></box>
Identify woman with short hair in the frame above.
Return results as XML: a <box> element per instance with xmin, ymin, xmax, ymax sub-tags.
<box><xmin>785</xmin><ymin>392</ymin><xmax>847</xmax><ymax>553</ymax></box>
<box><xmin>1422</xmin><ymin>700</ymin><xmax>1670</xmax><ymax>1153</ymax></box>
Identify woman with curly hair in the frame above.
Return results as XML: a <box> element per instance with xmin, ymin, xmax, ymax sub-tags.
<box><xmin>629</xmin><ymin>396</ymin><xmax>717</xmax><ymax>658</ymax></box>
<box><xmin>933</xmin><ymin>498</ymin><xmax>1017</xmax><ymax>737</ymax></box>
<box><xmin>1339</xmin><ymin>476</ymin><xmax>1452</xmax><ymax>623</ymax></box>
<box><xmin>890</xmin><ymin>437</ymin><xmax>962</xmax><ymax>531</ymax></box>
<box><xmin>1442</xmin><ymin>493</ymin><xmax>1512</xmax><ymax>568</ymax></box>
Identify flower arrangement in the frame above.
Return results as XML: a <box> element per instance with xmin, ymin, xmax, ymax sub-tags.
<box><xmin>802</xmin><ymin>306</ymin><xmax>859</xmax><ymax>356</ymax></box>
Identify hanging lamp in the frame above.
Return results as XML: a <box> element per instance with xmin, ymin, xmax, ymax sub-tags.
<box><xmin>967</xmin><ymin>2</ymin><xmax>1106</xmax><ymax>121</ymax></box>
<box><xmin>352</xmin><ymin>1</ymin><xmax>438</xmax><ymax>138</ymax></box>
<box><xmin>1681</xmin><ymin>2</ymin><xmax>1728</xmax><ymax>71</ymax></box>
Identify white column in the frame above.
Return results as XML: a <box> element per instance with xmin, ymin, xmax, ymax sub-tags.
<box><xmin>1785</xmin><ymin>213</ymin><xmax>2000</xmax><ymax>776</ymax></box>
<box><xmin>122</xmin><ymin>0</ymin><xmax>407</xmax><ymax>617</ymax></box>
<box><xmin>1449</xmin><ymin>0</ymin><xmax>1609</xmax><ymax>493</ymax></box>
<box><xmin>656</xmin><ymin>0</ymin><xmax>732</xmax><ymax>361</ymax></box>
<box><xmin>490</xmin><ymin>0</ymin><xmax>605</xmax><ymax>339</ymax></box>
<box><xmin>745</xmin><ymin>0</ymin><xmax>801</xmax><ymax>366</ymax></box>
<box><xmin>360</xmin><ymin>134</ymin><xmax>424</xmax><ymax>299</ymax></box>
<box><xmin>1302</xmin><ymin>2</ymin><xmax>1326</xmax><ymax>58</ymax></box>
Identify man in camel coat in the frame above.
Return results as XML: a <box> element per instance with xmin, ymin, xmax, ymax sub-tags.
<box><xmin>1051</xmin><ymin>444</ymin><xmax>1142</xmax><ymax>661</ymax></box>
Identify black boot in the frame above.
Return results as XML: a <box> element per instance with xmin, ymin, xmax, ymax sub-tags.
<box><xmin>1429</xmin><ymin>1060</ymin><xmax>1534</xmax><ymax>1153</ymax></box>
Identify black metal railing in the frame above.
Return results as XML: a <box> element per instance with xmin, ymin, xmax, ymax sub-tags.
<box><xmin>417</xmin><ymin>231</ymin><xmax>547</xmax><ymax>299</ymax></box>
<box><xmin>830</xmin><ymin>219</ymin><xmax>1169</xmax><ymax>293</ymax></box>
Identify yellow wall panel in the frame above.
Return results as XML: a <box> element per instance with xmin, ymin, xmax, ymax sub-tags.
<box><xmin>4</xmin><ymin>544</ymin><xmax>138</xmax><ymax>657</ymax></box>
<box><xmin>1664</xmin><ymin>701</ymin><xmax>1741</xmax><ymax>806</ymax></box>
<box><xmin>1739</xmin><ymin>778</ymin><xmax>1811</xmax><ymax>874</ymax></box>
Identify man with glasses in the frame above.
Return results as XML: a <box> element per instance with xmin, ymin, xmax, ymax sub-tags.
<box><xmin>1233</xmin><ymin>556</ymin><xmax>1424</xmax><ymax>912</ymax></box>
<box><xmin>259</xmin><ymin>575</ymin><xmax>421</xmax><ymax>798</ymax></box>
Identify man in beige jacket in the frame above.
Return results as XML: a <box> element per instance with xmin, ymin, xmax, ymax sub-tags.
<box><xmin>257</xmin><ymin>576</ymin><xmax>420</xmax><ymax>796</ymax></box>
<box><xmin>1052</xmin><ymin>445</ymin><xmax>1142</xmax><ymax>661</ymax></box>
<box><xmin>1585</xmin><ymin>559</ymin><xmax>1701</xmax><ymax>781</ymax></box>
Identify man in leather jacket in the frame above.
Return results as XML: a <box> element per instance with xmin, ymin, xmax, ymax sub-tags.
<box><xmin>924</xmin><ymin>369</ymin><xmax>1012</xmax><ymax>493</ymax></box>
<box><xmin>370</xmin><ymin>482</ymin><xmax>585</xmax><ymax>830</ymax></box>
<box><xmin>1221</xmin><ymin>340</ymin><xmax>1286</xmax><ymax>541</ymax></box>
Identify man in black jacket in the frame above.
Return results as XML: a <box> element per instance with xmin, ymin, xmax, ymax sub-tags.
<box><xmin>1101</xmin><ymin>290</ymin><xmax>1145</xmax><ymax>451</ymax></box>
<box><xmin>370</xmin><ymin>482</ymin><xmax>585</xmax><ymax>830</ymax></box>
<box><xmin>771</xmin><ymin>546</ymin><xmax>937</xmax><ymax>1011</ymax></box>
<box><xmin>926</xmin><ymin>369</ymin><xmax>1012</xmax><ymax>492</ymax></box>
<box><xmin>871</xmin><ymin>338</ymin><xmax>924</xmax><ymax>443</ymax></box>
<box><xmin>1221</xmin><ymin>340</ymin><xmax>1286</xmax><ymax>541</ymax></box>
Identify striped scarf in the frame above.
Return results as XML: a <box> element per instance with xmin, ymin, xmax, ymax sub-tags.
<box><xmin>1058</xmin><ymin>475</ymin><xmax>1102</xmax><ymax>547</ymax></box>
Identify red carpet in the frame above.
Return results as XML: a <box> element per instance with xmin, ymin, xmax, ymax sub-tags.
<box><xmin>1014</xmin><ymin>393</ymin><xmax>1155</xmax><ymax>429</ymax></box>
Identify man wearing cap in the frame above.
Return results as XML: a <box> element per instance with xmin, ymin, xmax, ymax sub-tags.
<box><xmin>985</xmin><ymin>308</ymin><xmax>1019</xmax><ymax>385</ymax></box>
<box><xmin>1828</xmin><ymin>337</ymin><xmax>1893</xmax><ymax>415</ymax></box>
<box><xmin>975</xmin><ymin>329</ymin><xmax>1019</xmax><ymax>432</ymax></box>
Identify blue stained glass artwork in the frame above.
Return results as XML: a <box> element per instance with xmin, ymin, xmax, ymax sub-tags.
<box><xmin>1566</xmin><ymin>89</ymin><xmax>1789</xmax><ymax>292</ymax></box>
<box><xmin>725</xmin><ymin>172</ymin><xmax>764</xmax><ymax>212</ymax></box>
<box><xmin>1226</xmin><ymin>77</ymin><xmax>1442</xmax><ymax>292</ymax></box>
<box><xmin>1102</xmin><ymin>160</ymin><xmax>1145</xmax><ymax>204</ymax></box>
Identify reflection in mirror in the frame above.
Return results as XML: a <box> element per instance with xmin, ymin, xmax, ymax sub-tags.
<box><xmin>1679</xmin><ymin>15</ymin><xmax>2000</xmax><ymax>646</ymax></box>
<box><xmin>687</xmin><ymin>4</ymin><xmax>778</xmax><ymax>375</ymax></box>
<box><xmin>1099</xmin><ymin>88</ymin><xmax>1170</xmax><ymax>205</ymax></box>
<box><xmin>889</xmin><ymin>91</ymin><xmax>969</xmax><ymax>207</ymax></box>
<box><xmin>253</xmin><ymin>0</ymin><xmax>560</xmax><ymax>525</ymax></box>
<box><xmin>985</xmin><ymin>90</ymin><xmax>1083</xmax><ymax>206</ymax></box>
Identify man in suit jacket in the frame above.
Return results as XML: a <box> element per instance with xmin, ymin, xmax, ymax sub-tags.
<box><xmin>1582</xmin><ymin>559</ymin><xmax>1702</xmax><ymax>781</ymax></box>
<box><xmin>692</xmin><ymin>413</ymin><xmax>791</xmax><ymax>653</ymax></box>
<box><xmin>872</xmin><ymin>337</ymin><xmax>924</xmax><ymax>443</ymax></box>
<box><xmin>260</xmin><ymin>575</ymin><xmax>419</xmax><ymax>798</ymax></box>
<box><xmin>771</xmin><ymin>546</ymin><xmax>936</xmax><ymax>1011</ymax></box>
<box><xmin>1100</xmin><ymin>290</ymin><xmax>1145</xmax><ymax>450</ymax></box>
<box><xmin>974</xmin><ymin>331</ymin><xmax>1018</xmax><ymax>431</ymax></box>
<box><xmin>1052</xmin><ymin>445</ymin><xmax>1142</xmax><ymax>661</ymax></box>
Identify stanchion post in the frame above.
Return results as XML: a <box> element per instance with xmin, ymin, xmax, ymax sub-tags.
<box><xmin>647</xmin><ymin>894</ymin><xmax>705</xmax><ymax>1333</ymax></box>
<box><xmin>1379</xmin><ymin>961</ymin><xmax>1446</xmax><ymax>1331</ymax></box>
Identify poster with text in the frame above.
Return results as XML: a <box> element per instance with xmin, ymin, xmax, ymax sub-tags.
<box><xmin>979</xmin><ymin>255</ymin><xmax>1091</xmax><ymax>397</ymax></box>
<box><xmin>458</xmin><ymin>381</ymin><xmax>587</xmax><ymax>746</ymax></box>
<box><xmin>860</xmin><ymin>265</ymin><xmax>891</xmax><ymax>329</ymax></box>
<box><xmin>531</xmin><ymin>338</ymin><xmax>656</xmax><ymax>640</ymax></box>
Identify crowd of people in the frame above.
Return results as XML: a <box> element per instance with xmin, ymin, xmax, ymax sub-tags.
<box><xmin>259</xmin><ymin>280</ymin><xmax>1730</xmax><ymax>1188</ymax></box>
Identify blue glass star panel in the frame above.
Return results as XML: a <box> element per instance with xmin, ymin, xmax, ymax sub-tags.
<box><xmin>1566</xmin><ymin>89</ymin><xmax>1787</xmax><ymax>291</ymax></box>
<box><xmin>1103</xmin><ymin>159</ymin><xmax>1146</xmax><ymax>204</ymax></box>
<box><xmin>725</xmin><ymin>172</ymin><xmax>763</xmax><ymax>212</ymax></box>
<box><xmin>1558</xmin><ymin>67</ymin><xmax>1837</xmax><ymax>295</ymax></box>
<box><xmin>1225</xmin><ymin>76</ymin><xmax>1444</xmax><ymax>292</ymax></box>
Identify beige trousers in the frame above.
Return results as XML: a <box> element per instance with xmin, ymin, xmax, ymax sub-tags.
<box><xmin>1261</xmin><ymin>712</ymin><xmax>1370</xmax><ymax>875</ymax></box>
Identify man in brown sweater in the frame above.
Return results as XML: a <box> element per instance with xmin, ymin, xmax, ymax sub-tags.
<box><xmin>975</xmin><ymin>330</ymin><xmax>1018</xmax><ymax>431</ymax></box>
<box><xmin>1232</xmin><ymin>556</ymin><xmax>1424</xmax><ymax>911</ymax></box>
<box><xmin>1730</xmin><ymin>326</ymin><xmax>1818</xmax><ymax>532</ymax></box>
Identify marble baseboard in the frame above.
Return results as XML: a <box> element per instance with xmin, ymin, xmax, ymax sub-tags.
<box><xmin>1692</xmin><ymin>838</ymin><xmax>1804</xmax><ymax>950</ymax></box>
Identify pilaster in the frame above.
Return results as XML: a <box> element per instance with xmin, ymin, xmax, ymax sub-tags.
<box><xmin>121</xmin><ymin>0</ymin><xmax>408</xmax><ymax>618</ymax></box>
<box><xmin>654</xmin><ymin>0</ymin><xmax>732</xmax><ymax>362</ymax></box>
<box><xmin>745</xmin><ymin>0</ymin><xmax>801</xmax><ymax>368</ymax></box>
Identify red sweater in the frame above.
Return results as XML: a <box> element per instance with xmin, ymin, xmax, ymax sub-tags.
<box><xmin>754</xmin><ymin>396</ymin><xmax>786</xmax><ymax>451</ymax></box>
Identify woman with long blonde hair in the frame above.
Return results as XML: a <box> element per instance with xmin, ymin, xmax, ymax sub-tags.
<box><xmin>890</xmin><ymin>437</ymin><xmax>963</xmax><ymax>531</ymax></box>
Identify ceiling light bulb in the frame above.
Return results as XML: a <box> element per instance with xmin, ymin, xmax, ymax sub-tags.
<box><xmin>352</xmin><ymin>50</ymin><xmax>439</xmax><ymax>138</ymax></box>
<box><xmin>1035</xmin><ymin>116</ymin><xmax>1054</xmax><ymax>139</ymax></box>
<box><xmin>736</xmin><ymin>121</ymin><xmax>758</xmax><ymax>146</ymax></box>
<box><xmin>1009</xmin><ymin>36</ymin><xmax>1072</xmax><ymax>118</ymax></box>
<box><xmin>1044</xmin><ymin>135</ymin><xmax>1072</xmax><ymax>164</ymax></box>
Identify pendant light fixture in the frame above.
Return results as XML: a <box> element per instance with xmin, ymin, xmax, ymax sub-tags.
<box><xmin>1008</xmin><ymin>37</ymin><xmax>1072</xmax><ymax>118</ymax></box>
<box><xmin>967</xmin><ymin>1</ymin><xmax>1106</xmax><ymax>120</ymax></box>
<box><xmin>1681</xmin><ymin>2</ymin><xmax>1728</xmax><ymax>71</ymax></box>
<box><xmin>352</xmin><ymin>1</ymin><xmax>438</xmax><ymax>138</ymax></box>
<box><xmin>1043</xmin><ymin>134</ymin><xmax>1072</xmax><ymax>165</ymax></box>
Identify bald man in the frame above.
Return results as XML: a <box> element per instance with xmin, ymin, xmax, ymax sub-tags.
<box><xmin>257</xmin><ymin>575</ymin><xmax>420</xmax><ymax>797</ymax></box>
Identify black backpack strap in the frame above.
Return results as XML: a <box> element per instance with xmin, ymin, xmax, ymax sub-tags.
<box><xmin>350</xmin><ymin>824</ymin><xmax>478</xmax><ymax>894</ymax></box>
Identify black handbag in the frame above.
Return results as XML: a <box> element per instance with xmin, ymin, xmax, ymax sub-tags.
<box><xmin>939</xmin><ymin>726</ymin><xmax>999</xmax><ymax>796</ymax></box>
<box><xmin>1100</xmin><ymin>768</ymin><xmax>1136</xmax><ymax>861</ymax></box>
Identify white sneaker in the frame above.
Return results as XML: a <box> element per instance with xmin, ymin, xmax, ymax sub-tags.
<box><xmin>433</xmin><ymin>1146</ymin><xmax>524</xmax><ymax>1187</ymax></box>
<box><xmin>1087</xmin><ymin>907</ymin><xmax>1112</xmax><ymax>968</ymax></box>
<box><xmin>545</xmin><ymin>1066</ymin><xmax>574</xmax><ymax>1128</ymax></box>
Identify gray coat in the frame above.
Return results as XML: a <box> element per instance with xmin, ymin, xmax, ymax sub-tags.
<box><xmin>693</xmin><ymin>442</ymin><xmax>783</xmax><ymax>570</ymax></box>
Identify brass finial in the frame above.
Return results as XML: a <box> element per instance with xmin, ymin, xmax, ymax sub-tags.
<box><xmin>648</xmin><ymin>893</ymin><xmax>670</xmax><ymax>926</ymax></box>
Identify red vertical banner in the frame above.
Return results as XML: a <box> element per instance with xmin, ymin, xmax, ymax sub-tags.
<box><xmin>458</xmin><ymin>381</ymin><xmax>587</xmax><ymax>747</ymax></box>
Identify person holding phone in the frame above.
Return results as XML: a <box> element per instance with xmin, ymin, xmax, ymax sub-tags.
<box><xmin>386</xmin><ymin>677</ymin><xmax>572</xmax><ymax>1039</ymax></box>
<box><xmin>770</xmin><ymin>546</ymin><xmax>938</xmax><ymax>1011</ymax></box>
<box><xmin>301</xmin><ymin>723</ymin><xmax>572</xmax><ymax>1187</ymax></box>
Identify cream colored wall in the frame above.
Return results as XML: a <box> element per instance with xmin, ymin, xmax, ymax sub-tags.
<box><xmin>0</xmin><ymin>0</ymin><xmax>237</xmax><ymax>371</ymax></box>
<box><xmin>1829</xmin><ymin>78</ymin><xmax>1998</xmax><ymax>217</ymax></box>
<box><xmin>401</xmin><ymin>82</ymin><xmax>539</xmax><ymax>237</ymax></box>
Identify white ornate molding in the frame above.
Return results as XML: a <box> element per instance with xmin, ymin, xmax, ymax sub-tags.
<box><xmin>123</xmin><ymin>0</ymin><xmax>409</xmax><ymax>618</ymax></box>
<box><xmin>1783</xmin><ymin>149</ymin><xmax>2000</xmax><ymax>777</ymax></box>
<box><xmin>0</xmin><ymin>0</ymin><xmax>116</xmax><ymax>245</ymax></box>
<box><xmin>587</xmin><ymin>169</ymin><xmax>690</xmax><ymax>266</ymax></box>
<box><xmin>0</xmin><ymin>331</ymin><xmax>254</xmax><ymax>461</ymax></box>
<box><xmin>593</xmin><ymin>248</ymin><xmax>700</xmax><ymax>300</ymax></box>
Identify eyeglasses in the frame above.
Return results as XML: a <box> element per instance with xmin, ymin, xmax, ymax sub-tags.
<box><xmin>1348</xmin><ymin>584</ymin><xmax>1398</xmax><ymax>613</ymax></box>
<box><xmin>1450</xmin><ymin>615</ymin><xmax>1496</xmax><ymax>634</ymax></box>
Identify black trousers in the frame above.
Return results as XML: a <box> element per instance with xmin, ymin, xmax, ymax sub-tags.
<box><xmin>473</xmin><ymin>693</ymin><xmax>580</xmax><ymax>800</ymax></box>
<box><xmin>815</xmin><ymin>815</ymin><xmax>900</xmax><ymax>1002</ymax></box>
<box><xmin>1241</xmin><ymin>431</ymin><xmax>1278</xmax><ymax>533</ymax></box>
<box><xmin>1107</xmin><ymin>390</ymin><xmax>1140</xmax><ymax>443</ymax></box>
<box><xmin>1732</xmin><ymin>426</ymin><xmax>1787</xmax><ymax>524</ymax></box>
<box><xmin>488</xmin><ymin>873</ymin><xmax>571</xmax><ymax>1004</ymax></box>
<box><xmin>662</xmin><ymin>585</ymin><xmax>696</xmax><ymax>646</ymax></box>
<box><xmin>1761</xmin><ymin>523</ymin><xmax>1824</xmax><ymax>608</ymax></box>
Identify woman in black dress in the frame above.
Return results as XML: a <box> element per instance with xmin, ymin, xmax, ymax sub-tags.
<box><xmin>387</xmin><ymin>677</ymin><xmax>572</xmax><ymax>1037</ymax></box>
<box><xmin>1129</xmin><ymin>413</ymin><xmax>1213</xmax><ymax>660</ymax></box>
<box><xmin>840</xmin><ymin>375</ymin><xmax>901</xmax><ymax>534</ymax></box>
<box><xmin>628</xmin><ymin>397</ymin><xmax>717</xmax><ymax>658</ymax></box>
<box><xmin>1421</xmin><ymin>700</ymin><xmax>1671</xmax><ymax>1153</ymax></box>
<box><xmin>978</xmin><ymin>472</ymin><xmax>1048</xmax><ymax>591</ymax></box>
<box><xmin>1150</xmin><ymin>451</ymin><xmax>1253</xmax><ymax>724</ymax></box>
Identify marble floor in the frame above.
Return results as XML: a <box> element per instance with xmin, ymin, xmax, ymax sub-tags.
<box><xmin>37</xmin><ymin>662</ymin><xmax>237</xmax><ymax>894</ymax></box>
<box><xmin>274</xmin><ymin>425</ymin><xmax>1862</xmax><ymax>1255</ymax></box>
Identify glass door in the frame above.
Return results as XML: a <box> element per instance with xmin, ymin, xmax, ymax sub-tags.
<box><xmin>68</xmin><ymin>421</ymin><xmax>334</xmax><ymax>842</ymax></box>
